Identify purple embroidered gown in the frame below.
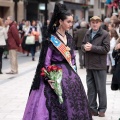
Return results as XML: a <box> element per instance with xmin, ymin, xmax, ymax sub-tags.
<box><xmin>23</xmin><ymin>33</ymin><xmax>92</xmax><ymax>120</ymax></box>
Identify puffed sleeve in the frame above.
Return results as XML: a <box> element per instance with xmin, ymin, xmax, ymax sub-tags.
<box><xmin>44</xmin><ymin>42</ymin><xmax>53</xmax><ymax>68</ymax></box>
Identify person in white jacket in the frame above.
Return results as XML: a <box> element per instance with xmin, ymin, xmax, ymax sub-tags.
<box><xmin>0</xmin><ymin>18</ymin><xmax>7</xmax><ymax>74</ymax></box>
<box><xmin>107</xmin><ymin>29</ymin><xmax>118</xmax><ymax>74</ymax></box>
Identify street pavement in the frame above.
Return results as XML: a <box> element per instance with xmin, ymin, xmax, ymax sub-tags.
<box><xmin>0</xmin><ymin>51</ymin><xmax>120</xmax><ymax>120</ymax></box>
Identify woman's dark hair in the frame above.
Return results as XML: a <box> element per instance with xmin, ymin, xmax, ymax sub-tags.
<box><xmin>114</xmin><ymin>19</ymin><xmax>120</xmax><ymax>28</ymax></box>
<box><xmin>31</xmin><ymin>20</ymin><xmax>36</xmax><ymax>26</ymax></box>
<box><xmin>110</xmin><ymin>29</ymin><xmax>119</xmax><ymax>40</ymax></box>
<box><xmin>47</xmin><ymin>3</ymin><xmax>72</xmax><ymax>34</ymax></box>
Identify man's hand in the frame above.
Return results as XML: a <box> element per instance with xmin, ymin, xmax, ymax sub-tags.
<box><xmin>84</xmin><ymin>42</ymin><xmax>92</xmax><ymax>51</ymax></box>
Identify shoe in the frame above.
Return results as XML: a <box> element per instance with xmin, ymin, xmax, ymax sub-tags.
<box><xmin>98</xmin><ymin>112</ymin><xmax>105</xmax><ymax>117</ymax></box>
<box><xmin>0</xmin><ymin>71</ymin><xmax>3</xmax><ymax>74</ymax></box>
<box><xmin>4</xmin><ymin>56</ymin><xmax>8</xmax><ymax>59</ymax></box>
<box><xmin>27</xmin><ymin>53</ymin><xmax>29</xmax><ymax>56</ymax></box>
<box><xmin>6</xmin><ymin>71</ymin><xmax>18</xmax><ymax>74</ymax></box>
<box><xmin>91</xmin><ymin>111</ymin><xmax>98</xmax><ymax>116</ymax></box>
<box><xmin>32</xmin><ymin>57</ymin><xmax>35</xmax><ymax>61</ymax></box>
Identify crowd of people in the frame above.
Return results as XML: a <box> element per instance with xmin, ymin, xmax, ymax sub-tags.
<box><xmin>22</xmin><ymin>3</ymin><xmax>120</xmax><ymax>120</ymax></box>
<box><xmin>0</xmin><ymin>17</ymin><xmax>43</xmax><ymax>74</ymax></box>
<box><xmin>73</xmin><ymin>11</ymin><xmax>120</xmax><ymax>91</ymax></box>
<box><xmin>0</xmin><ymin>2</ymin><xmax>120</xmax><ymax>119</ymax></box>
<box><xmin>73</xmin><ymin>10</ymin><xmax>120</xmax><ymax>118</ymax></box>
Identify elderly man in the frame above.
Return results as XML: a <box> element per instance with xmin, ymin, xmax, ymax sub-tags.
<box><xmin>74</xmin><ymin>21</ymin><xmax>88</xmax><ymax>69</ymax></box>
<box><xmin>101</xmin><ymin>17</ymin><xmax>111</xmax><ymax>31</ymax></box>
<box><xmin>82</xmin><ymin>16</ymin><xmax>110</xmax><ymax>117</ymax></box>
<box><xmin>6</xmin><ymin>16</ymin><xmax>21</xmax><ymax>74</ymax></box>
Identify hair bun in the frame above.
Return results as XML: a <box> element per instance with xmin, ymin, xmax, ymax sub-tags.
<box><xmin>54</xmin><ymin>3</ymin><xmax>67</xmax><ymax>17</ymax></box>
<box><xmin>47</xmin><ymin>3</ymin><xmax>69</xmax><ymax>35</ymax></box>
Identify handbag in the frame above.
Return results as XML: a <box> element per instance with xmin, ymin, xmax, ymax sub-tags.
<box><xmin>25</xmin><ymin>35</ymin><xmax>35</xmax><ymax>45</ymax></box>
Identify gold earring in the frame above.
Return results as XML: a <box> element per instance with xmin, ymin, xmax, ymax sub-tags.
<box><xmin>53</xmin><ymin>23</ymin><xmax>56</xmax><ymax>26</ymax></box>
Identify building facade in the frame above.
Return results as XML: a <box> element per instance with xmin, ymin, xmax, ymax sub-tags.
<box><xmin>0</xmin><ymin>0</ymin><xmax>24</xmax><ymax>22</ymax></box>
<box><xmin>0</xmin><ymin>0</ymin><xmax>110</xmax><ymax>23</ymax></box>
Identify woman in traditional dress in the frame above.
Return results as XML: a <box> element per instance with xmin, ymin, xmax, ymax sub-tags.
<box><xmin>23</xmin><ymin>3</ymin><xmax>92</xmax><ymax>120</ymax></box>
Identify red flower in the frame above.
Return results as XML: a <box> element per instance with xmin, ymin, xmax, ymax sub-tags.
<box><xmin>47</xmin><ymin>65</ymin><xmax>52</xmax><ymax>72</ymax></box>
<box><xmin>51</xmin><ymin>66</ymin><xmax>58</xmax><ymax>71</ymax></box>
<box><xmin>40</xmin><ymin>72</ymin><xmax>46</xmax><ymax>77</ymax></box>
<box><xmin>41</xmin><ymin>67</ymin><xmax>46</xmax><ymax>72</ymax></box>
<box><xmin>58</xmin><ymin>68</ymin><xmax>62</xmax><ymax>71</ymax></box>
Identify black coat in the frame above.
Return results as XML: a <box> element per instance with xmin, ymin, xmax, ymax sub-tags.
<box><xmin>82</xmin><ymin>27</ymin><xmax>110</xmax><ymax>70</ymax></box>
<box><xmin>111</xmin><ymin>49</ymin><xmax>120</xmax><ymax>90</ymax></box>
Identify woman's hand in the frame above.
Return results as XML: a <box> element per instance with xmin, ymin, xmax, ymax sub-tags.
<box><xmin>48</xmin><ymin>80</ymin><xmax>55</xmax><ymax>89</ymax></box>
<box><xmin>115</xmin><ymin>43</ymin><xmax>120</xmax><ymax>50</ymax></box>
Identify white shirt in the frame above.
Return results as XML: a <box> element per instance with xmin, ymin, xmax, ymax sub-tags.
<box><xmin>109</xmin><ymin>37</ymin><xmax>116</xmax><ymax>54</ymax></box>
<box><xmin>0</xmin><ymin>26</ymin><xmax>7</xmax><ymax>46</ymax></box>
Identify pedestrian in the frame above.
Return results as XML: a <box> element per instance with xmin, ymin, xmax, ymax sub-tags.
<box><xmin>28</xmin><ymin>20</ymin><xmax>39</xmax><ymax>61</ymax></box>
<box><xmin>23</xmin><ymin>3</ymin><xmax>92</xmax><ymax>120</ymax></box>
<box><xmin>3</xmin><ymin>19</ymin><xmax>9</xmax><ymax>59</ymax></box>
<box><xmin>111</xmin><ymin>37</ymin><xmax>120</xmax><ymax>120</ymax></box>
<box><xmin>107</xmin><ymin>29</ymin><xmax>118</xmax><ymax>74</ymax></box>
<box><xmin>22</xmin><ymin>20</ymin><xmax>31</xmax><ymax>56</ymax></box>
<box><xmin>0</xmin><ymin>18</ymin><xmax>7</xmax><ymax>74</ymax></box>
<box><xmin>108</xmin><ymin>23</ymin><xmax>115</xmax><ymax>32</ymax></box>
<box><xmin>101</xmin><ymin>17</ymin><xmax>111</xmax><ymax>32</ymax></box>
<box><xmin>113</xmin><ymin>19</ymin><xmax>120</xmax><ymax>37</ymax></box>
<box><xmin>19</xmin><ymin>19</ymin><xmax>26</xmax><ymax>38</ymax></box>
<box><xmin>111</xmin><ymin>37</ymin><xmax>120</xmax><ymax>90</ymax></box>
<box><xmin>6</xmin><ymin>16</ymin><xmax>21</xmax><ymax>74</ymax></box>
<box><xmin>82</xmin><ymin>16</ymin><xmax>110</xmax><ymax>117</ymax></box>
<box><xmin>36</xmin><ymin>20</ymin><xmax>42</xmax><ymax>50</ymax></box>
<box><xmin>74</xmin><ymin>21</ymin><xmax>88</xmax><ymax>69</ymax></box>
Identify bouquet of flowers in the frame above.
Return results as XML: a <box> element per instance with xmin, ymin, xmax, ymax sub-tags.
<box><xmin>41</xmin><ymin>65</ymin><xmax>63</xmax><ymax>104</ymax></box>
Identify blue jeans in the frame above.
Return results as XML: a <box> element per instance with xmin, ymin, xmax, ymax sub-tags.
<box><xmin>30</xmin><ymin>44</ymin><xmax>36</xmax><ymax>58</ymax></box>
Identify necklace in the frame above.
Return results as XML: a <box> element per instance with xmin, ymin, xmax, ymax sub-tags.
<box><xmin>57</xmin><ymin>31</ymin><xmax>65</xmax><ymax>37</ymax></box>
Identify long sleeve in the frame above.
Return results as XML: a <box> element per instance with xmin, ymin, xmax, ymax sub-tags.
<box><xmin>44</xmin><ymin>44</ymin><xmax>53</xmax><ymax>68</ymax></box>
<box><xmin>109</xmin><ymin>37</ymin><xmax>116</xmax><ymax>53</ymax></box>
<box><xmin>11</xmin><ymin>25</ymin><xmax>21</xmax><ymax>46</ymax></box>
<box><xmin>3</xmin><ymin>28</ymin><xmax>8</xmax><ymax>40</ymax></box>
<box><xmin>90</xmin><ymin>34</ymin><xmax>110</xmax><ymax>54</ymax></box>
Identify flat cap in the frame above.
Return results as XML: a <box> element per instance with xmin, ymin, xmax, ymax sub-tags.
<box><xmin>90</xmin><ymin>16</ymin><xmax>102</xmax><ymax>22</ymax></box>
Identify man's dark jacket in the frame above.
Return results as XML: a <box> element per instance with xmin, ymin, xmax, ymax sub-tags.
<box><xmin>82</xmin><ymin>27</ymin><xmax>110</xmax><ymax>70</ymax></box>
